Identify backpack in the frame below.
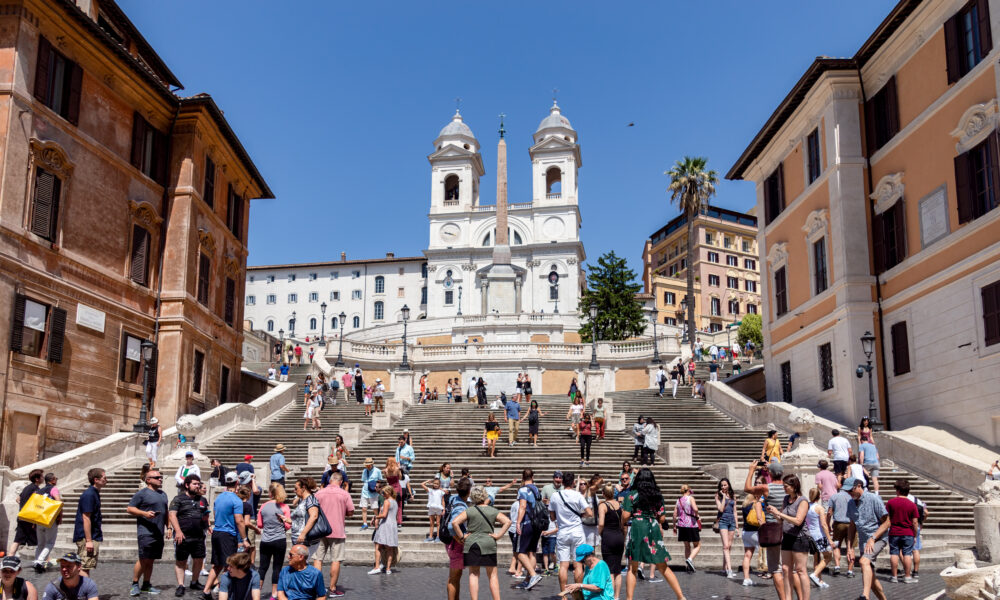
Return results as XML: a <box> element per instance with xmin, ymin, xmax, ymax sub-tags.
<box><xmin>439</xmin><ymin>496</ymin><xmax>467</xmax><ymax>544</ymax></box>
<box><xmin>528</xmin><ymin>488</ymin><xmax>548</xmax><ymax>531</ymax></box>
<box><xmin>914</xmin><ymin>497</ymin><xmax>927</xmax><ymax>524</ymax></box>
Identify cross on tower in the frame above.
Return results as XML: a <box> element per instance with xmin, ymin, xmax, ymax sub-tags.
<box><xmin>498</xmin><ymin>112</ymin><xmax>506</xmax><ymax>138</ymax></box>
<box><xmin>552</xmin><ymin>88</ymin><xmax>559</xmax><ymax>104</ymax></box>
<box><xmin>455</xmin><ymin>97</ymin><xmax>462</xmax><ymax>114</ymax></box>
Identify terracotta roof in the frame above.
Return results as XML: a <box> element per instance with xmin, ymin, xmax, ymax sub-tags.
<box><xmin>727</xmin><ymin>0</ymin><xmax>923</xmax><ymax>180</ymax></box>
<box><xmin>248</xmin><ymin>256</ymin><xmax>426</xmax><ymax>271</ymax></box>
<box><xmin>93</xmin><ymin>0</ymin><xmax>183</xmax><ymax>88</ymax></box>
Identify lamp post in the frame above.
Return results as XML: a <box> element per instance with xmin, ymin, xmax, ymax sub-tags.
<box><xmin>648</xmin><ymin>306</ymin><xmax>662</xmax><ymax>364</ymax></box>
<box><xmin>588</xmin><ymin>303</ymin><xmax>600</xmax><ymax>370</ymax></box>
<box><xmin>133</xmin><ymin>340</ymin><xmax>157</xmax><ymax>433</ymax></box>
<box><xmin>553</xmin><ymin>283</ymin><xmax>560</xmax><ymax>314</ymax></box>
<box><xmin>857</xmin><ymin>330</ymin><xmax>883</xmax><ymax>431</ymax></box>
<box><xmin>319</xmin><ymin>302</ymin><xmax>327</xmax><ymax>347</ymax></box>
<box><xmin>334</xmin><ymin>312</ymin><xmax>346</xmax><ymax>367</ymax></box>
<box><xmin>400</xmin><ymin>304</ymin><xmax>411</xmax><ymax>370</ymax></box>
<box><xmin>457</xmin><ymin>285</ymin><xmax>462</xmax><ymax>316</ymax></box>
<box><xmin>278</xmin><ymin>328</ymin><xmax>284</xmax><ymax>362</ymax></box>
<box><xmin>290</xmin><ymin>311</ymin><xmax>296</xmax><ymax>339</ymax></box>
<box><xmin>680</xmin><ymin>297</ymin><xmax>689</xmax><ymax>343</ymax></box>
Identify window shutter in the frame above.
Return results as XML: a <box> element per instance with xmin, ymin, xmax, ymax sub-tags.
<box><xmin>944</xmin><ymin>14</ymin><xmax>961</xmax><ymax>83</ymax></box>
<box><xmin>130</xmin><ymin>225</ymin><xmax>150</xmax><ymax>286</ymax></box>
<box><xmin>46</xmin><ymin>306</ymin><xmax>67</xmax><ymax>363</ymax></box>
<box><xmin>154</xmin><ymin>129</ymin><xmax>169</xmax><ymax>186</ymax></box>
<box><xmin>776</xmin><ymin>162</ymin><xmax>785</xmax><ymax>212</ymax></box>
<box><xmin>954</xmin><ymin>152</ymin><xmax>974</xmax><ymax>223</ymax></box>
<box><xmin>234</xmin><ymin>195</ymin><xmax>244</xmax><ymax>242</ymax></box>
<box><xmin>864</xmin><ymin>93</ymin><xmax>877</xmax><ymax>157</ymax></box>
<box><xmin>9</xmin><ymin>294</ymin><xmax>26</xmax><ymax>352</ymax></box>
<box><xmin>983</xmin><ymin>282</ymin><xmax>1000</xmax><ymax>346</ymax></box>
<box><xmin>34</xmin><ymin>37</ymin><xmax>51</xmax><ymax>102</ymax></box>
<box><xmin>226</xmin><ymin>184</ymin><xmax>236</xmax><ymax>231</ymax></box>
<box><xmin>978</xmin><ymin>0</ymin><xmax>993</xmax><ymax>56</ymax></box>
<box><xmin>118</xmin><ymin>331</ymin><xmax>128</xmax><ymax>381</ymax></box>
<box><xmin>890</xmin><ymin>321</ymin><xmax>911</xmax><ymax>375</ymax></box>
<box><xmin>203</xmin><ymin>157</ymin><xmax>215</xmax><ymax>208</ymax></box>
<box><xmin>130</xmin><ymin>113</ymin><xmax>144</xmax><ymax>169</ymax></box>
<box><xmin>146</xmin><ymin>345</ymin><xmax>159</xmax><ymax>396</ymax></box>
<box><xmin>198</xmin><ymin>254</ymin><xmax>210</xmax><ymax>305</ymax></box>
<box><xmin>763</xmin><ymin>179</ymin><xmax>773</xmax><ymax>224</ymax></box>
<box><xmin>885</xmin><ymin>76</ymin><xmax>900</xmax><ymax>139</ymax></box>
<box><xmin>66</xmin><ymin>61</ymin><xmax>83</xmax><ymax>125</ymax></box>
<box><xmin>30</xmin><ymin>169</ymin><xmax>58</xmax><ymax>240</ymax></box>
<box><xmin>224</xmin><ymin>278</ymin><xmax>235</xmax><ymax>326</ymax></box>
<box><xmin>872</xmin><ymin>212</ymin><xmax>886</xmax><ymax>274</ymax></box>
<box><xmin>892</xmin><ymin>201</ymin><xmax>907</xmax><ymax>264</ymax></box>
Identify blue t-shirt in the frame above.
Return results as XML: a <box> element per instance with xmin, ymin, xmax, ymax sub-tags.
<box><xmin>845</xmin><ymin>491</ymin><xmax>888</xmax><ymax>543</ymax></box>
<box><xmin>279</xmin><ymin>365</ymin><xmax>289</xmax><ymax>375</ymax></box>
<box><xmin>270</xmin><ymin>453</ymin><xmax>286</xmax><ymax>480</ymax></box>
<box><xmin>277</xmin><ymin>565</ymin><xmax>326</xmax><ymax>600</ymax></box>
<box><xmin>446</xmin><ymin>497</ymin><xmax>469</xmax><ymax>536</ymax></box>
<box><xmin>219</xmin><ymin>569</ymin><xmax>261</xmax><ymax>595</ymax></box>
<box><xmin>709</xmin><ymin>363</ymin><xmax>719</xmax><ymax>372</ymax></box>
<box><xmin>505</xmin><ymin>401</ymin><xmax>521</xmax><ymax>420</ymax></box>
<box><xmin>236</xmin><ymin>463</ymin><xmax>255</xmax><ymax>476</ymax></box>
<box><xmin>582</xmin><ymin>560</ymin><xmax>614</xmax><ymax>600</ymax></box>
<box><xmin>516</xmin><ymin>484</ymin><xmax>540</xmax><ymax>524</ymax></box>
<box><xmin>858</xmin><ymin>442</ymin><xmax>879</xmax><ymax>465</ymax></box>
<box><xmin>42</xmin><ymin>576</ymin><xmax>99</xmax><ymax>600</ymax></box>
<box><xmin>73</xmin><ymin>486</ymin><xmax>102</xmax><ymax>542</ymax></box>
<box><xmin>213</xmin><ymin>491</ymin><xmax>244</xmax><ymax>536</ymax></box>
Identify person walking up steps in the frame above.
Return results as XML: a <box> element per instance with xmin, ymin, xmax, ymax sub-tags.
<box><xmin>641</xmin><ymin>417</ymin><xmax>660</xmax><ymax>466</ymax></box>
<box><xmin>655</xmin><ymin>365</ymin><xmax>666</xmax><ymax>398</ymax></box>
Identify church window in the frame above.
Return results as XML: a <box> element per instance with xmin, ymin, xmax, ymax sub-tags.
<box><xmin>444</xmin><ymin>174</ymin><xmax>460</xmax><ymax>203</ymax></box>
<box><xmin>482</xmin><ymin>232</ymin><xmax>490</xmax><ymax>246</ymax></box>
<box><xmin>352</xmin><ymin>316</ymin><xmax>360</xmax><ymax>328</ymax></box>
<box><xmin>546</xmin><ymin>167</ymin><xmax>562</xmax><ymax>198</ymax></box>
<box><xmin>513</xmin><ymin>231</ymin><xmax>522</xmax><ymax>245</ymax></box>
<box><xmin>266</xmin><ymin>319</ymin><xmax>274</xmax><ymax>332</ymax></box>
<box><xmin>550</xmin><ymin>285</ymin><xmax>559</xmax><ymax>300</ymax></box>
<box><xmin>444</xmin><ymin>290</ymin><xmax>454</xmax><ymax>305</ymax></box>
<box><xmin>482</xmin><ymin>228</ymin><xmax>523</xmax><ymax>246</ymax></box>
<box><xmin>309</xmin><ymin>317</ymin><xmax>317</xmax><ymax>330</ymax></box>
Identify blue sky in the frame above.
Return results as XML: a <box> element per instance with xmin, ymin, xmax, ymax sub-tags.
<box><xmin>121</xmin><ymin>0</ymin><xmax>897</xmax><ymax>275</ymax></box>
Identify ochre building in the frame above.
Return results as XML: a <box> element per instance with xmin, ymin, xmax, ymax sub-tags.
<box><xmin>728</xmin><ymin>0</ymin><xmax>1000</xmax><ymax>445</ymax></box>
<box><xmin>0</xmin><ymin>0</ymin><xmax>272</xmax><ymax>467</ymax></box>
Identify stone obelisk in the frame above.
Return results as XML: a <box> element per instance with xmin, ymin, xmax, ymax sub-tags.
<box><xmin>493</xmin><ymin>115</ymin><xmax>511</xmax><ymax>265</ymax></box>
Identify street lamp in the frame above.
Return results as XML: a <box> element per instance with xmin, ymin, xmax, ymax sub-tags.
<box><xmin>334</xmin><ymin>312</ymin><xmax>346</xmax><ymax>367</ymax></box>
<box><xmin>856</xmin><ymin>330</ymin><xmax>883</xmax><ymax>431</ymax></box>
<box><xmin>457</xmin><ymin>285</ymin><xmax>462</xmax><ymax>316</ymax></box>
<box><xmin>400</xmin><ymin>304</ymin><xmax>411</xmax><ymax>370</ymax></box>
<box><xmin>554</xmin><ymin>283</ymin><xmax>560</xmax><ymax>314</ymax></box>
<box><xmin>290</xmin><ymin>311</ymin><xmax>296</xmax><ymax>339</ymax></box>
<box><xmin>278</xmin><ymin>328</ymin><xmax>284</xmax><ymax>362</ymax></box>
<box><xmin>680</xmin><ymin>297</ymin><xmax>689</xmax><ymax>343</ymax></box>
<box><xmin>319</xmin><ymin>302</ymin><xmax>327</xmax><ymax>347</ymax></box>
<box><xmin>588</xmin><ymin>303</ymin><xmax>600</xmax><ymax>370</ymax></box>
<box><xmin>648</xmin><ymin>306</ymin><xmax>662</xmax><ymax>364</ymax></box>
<box><xmin>133</xmin><ymin>340</ymin><xmax>157</xmax><ymax>433</ymax></box>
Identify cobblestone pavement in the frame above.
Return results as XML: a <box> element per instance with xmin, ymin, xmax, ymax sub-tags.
<box><xmin>16</xmin><ymin>560</ymin><xmax>944</xmax><ymax>600</ymax></box>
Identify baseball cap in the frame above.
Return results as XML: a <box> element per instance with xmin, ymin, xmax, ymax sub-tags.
<box><xmin>1</xmin><ymin>556</ymin><xmax>21</xmax><ymax>570</ymax></box>
<box><xmin>244</xmin><ymin>454</ymin><xmax>253</xmax><ymax>461</ymax></box>
<box><xmin>58</xmin><ymin>552</ymin><xmax>83</xmax><ymax>565</ymax></box>
<box><xmin>553</xmin><ymin>470</ymin><xmax>563</xmax><ymax>478</ymax></box>
<box><xmin>185</xmin><ymin>451</ymin><xmax>194</xmax><ymax>457</ymax></box>
<box><xmin>843</xmin><ymin>477</ymin><xmax>862</xmax><ymax>490</ymax></box>
<box><xmin>225</xmin><ymin>472</ymin><xmax>239</xmax><ymax>484</ymax></box>
<box><xmin>574</xmin><ymin>544</ymin><xmax>595</xmax><ymax>562</ymax></box>
<box><xmin>239</xmin><ymin>471</ymin><xmax>253</xmax><ymax>485</ymax></box>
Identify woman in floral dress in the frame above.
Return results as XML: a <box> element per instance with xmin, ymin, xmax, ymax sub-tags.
<box><xmin>621</xmin><ymin>468</ymin><xmax>686</xmax><ymax>600</ymax></box>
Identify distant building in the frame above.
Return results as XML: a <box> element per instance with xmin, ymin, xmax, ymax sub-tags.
<box><xmin>727</xmin><ymin>0</ymin><xmax>1000</xmax><ymax>445</ymax></box>
<box><xmin>0</xmin><ymin>0</ymin><xmax>271</xmax><ymax>466</ymax></box>
<box><xmin>642</xmin><ymin>206</ymin><xmax>761</xmax><ymax>334</ymax></box>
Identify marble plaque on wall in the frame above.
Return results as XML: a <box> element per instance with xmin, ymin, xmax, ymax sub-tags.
<box><xmin>919</xmin><ymin>186</ymin><xmax>949</xmax><ymax>249</ymax></box>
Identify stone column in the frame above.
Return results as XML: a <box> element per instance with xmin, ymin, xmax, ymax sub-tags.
<box><xmin>163</xmin><ymin>415</ymin><xmax>208</xmax><ymax>467</ymax></box>
<box><xmin>975</xmin><ymin>480</ymin><xmax>1000</xmax><ymax>562</ymax></box>
<box><xmin>779</xmin><ymin>408</ymin><xmax>827</xmax><ymax>493</ymax></box>
<box><xmin>391</xmin><ymin>369</ymin><xmax>416</xmax><ymax>405</ymax></box>
<box><xmin>584</xmin><ymin>369</ymin><xmax>605</xmax><ymax>400</ymax></box>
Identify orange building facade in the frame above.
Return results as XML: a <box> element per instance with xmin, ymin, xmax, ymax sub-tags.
<box><xmin>729</xmin><ymin>0</ymin><xmax>1000</xmax><ymax>446</ymax></box>
<box><xmin>0</xmin><ymin>0</ymin><xmax>271</xmax><ymax>466</ymax></box>
<box><xmin>641</xmin><ymin>207</ymin><xmax>761</xmax><ymax>334</ymax></box>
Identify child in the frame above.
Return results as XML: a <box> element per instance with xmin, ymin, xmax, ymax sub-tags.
<box><xmin>363</xmin><ymin>385</ymin><xmax>373</xmax><ymax>416</ymax></box>
<box><xmin>540</xmin><ymin>517</ymin><xmax>558</xmax><ymax>574</ymax></box>
<box><xmin>421</xmin><ymin>478</ymin><xmax>445</xmax><ymax>542</ymax></box>
<box><xmin>507</xmin><ymin>497</ymin><xmax>522</xmax><ymax>578</ymax></box>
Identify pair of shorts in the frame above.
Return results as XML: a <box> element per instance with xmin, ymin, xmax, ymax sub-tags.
<box><xmin>541</xmin><ymin>535</ymin><xmax>557</xmax><ymax>554</ymax></box>
<box><xmin>138</xmin><ymin>534</ymin><xmax>164</xmax><ymax>560</ymax></box>
<box><xmin>832</xmin><ymin>522</ymin><xmax>851</xmax><ymax>544</ymax></box>
<box><xmin>832</xmin><ymin>460</ymin><xmax>848</xmax><ymax>475</ymax></box>
<box><xmin>316</xmin><ymin>537</ymin><xmax>346</xmax><ymax>562</ymax></box>
<box><xmin>718</xmin><ymin>515</ymin><xmax>737</xmax><ymax>531</ymax></box>
<box><xmin>145</xmin><ymin>442</ymin><xmax>159</xmax><ymax>461</ymax></box>
<box><xmin>914</xmin><ymin>527</ymin><xmax>923</xmax><ymax>551</ymax></box>
<box><xmin>677</xmin><ymin>527</ymin><xmax>700</xmax><ymax>542</ymax></box>
<box><xmin>210</xmin><ymin>531</ymin><xmax>238</xmax><ymax>567</ymax></box>
<box><xmin>865</xmin><ymin>465</ymin><xmax>880</xmax><ymax>479</ymax></box>
<box><xmin>447</xmin><ymin>540</ymin><xmax>464</xmax><ymax>569</ymax></box>
<box><xmin>464</xmin><ymin>543</ymin><xmax>497</xmax><ymax>567</ymax></box>
<box><xmin>556</xmin><ymin>531</ymin><xmax>586</xmax><ymax>563</ymax></box>
<box><xmin>781</xmin><ymin>532</ymin><xmax>812</xmax><ymax>553</ymax></box>
<box><xmin>428</xmin><ymin>506</ymin><xmax>444</xmax><ymax>516</ymax></box>
<box><xmin>75</xmin><ymin>540</ymin><xmax>100</xmax><ymax>570</ymax></box>
<box><xmin>175</xmin><ymin>537</ymin><xmax>206</xmax><ymax>561</ymax></box>
<box><xmin>13</xmin><ymin>521</ymin><xmax>37</xmax><ymax>546</ymax></box>
<box><xmin>517</xmin><ymin>522</ymin><xmax>541</xmax><ymax>555</ymax></box>
<box><xmin>360</xmin><ymin>495</ymin><xmax>376</xmax><ymax>509</ymax></box>
<box><xmin>888</xmin><ymin>535</ymin><xmax>914</xmax><ymax>557</ymax></box>
<box><xmin>741</xmin><ymin>530</ymin><xmax>759</xmax><ymax>549</ymax></box>
<box><xmin>862</xmin><ymin>536</ymin><xmax>888</xmax><ymax>561</ymax></box>
<box><xmin>812</xmin><ymin>535</ymin><xmax>832</xmax><ymax>554</ymax></box>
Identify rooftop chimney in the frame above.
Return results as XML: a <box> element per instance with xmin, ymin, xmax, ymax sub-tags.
<box><xmin>386</xmin><ymin>252</ymin><xmax>394</xmax><ymax>258</ymax></box>
<box><xmin>340</xmin><ymin>252</ymin><xmax>346</xmax><ymax>262</ymax></box>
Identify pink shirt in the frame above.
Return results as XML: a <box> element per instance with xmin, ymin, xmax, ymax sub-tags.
<box><xmin>342</xmin><ymin>374</ymin><xmax>352</xmax><ymax>388</ymax></box>
<box><xmin>314</xmin><ymin>485</ymin><xmax>355</xmax><ymax>539</ymax></box>
<box><xmin>816</xmin><ymin>470</ymin><xmax>839</xmax><ymax>502</ymax></box>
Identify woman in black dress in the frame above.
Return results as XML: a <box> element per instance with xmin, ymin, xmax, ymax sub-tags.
<box><xmin>476</xmin><ymin>377</ymin><xmax>487</xmax><ymax>407</ymax></box>
<box><xmin>525</xmin><ymin>401</ymin><xmax>546</xmax><ymax>448</ymax></box>
<box><xmin>523</xmin><ymin>374</ymin><xmax>533</xmax><ymax>403</ymax></box>
<box><xmin>598</xmin><ymin>482</ymin><xmax>625</xmax><ymax>600</ymax></box>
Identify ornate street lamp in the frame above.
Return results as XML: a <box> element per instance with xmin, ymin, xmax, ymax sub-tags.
<box><xmin>319</xmin><ymin>302</ymin><xmax>327</xmax><ymax>347</ymax></box>
<box><xmin>290</xmin><ymin>311</ymin><xmax>296</xmax><ymax>338</ymax></box>
<box><xmin>400</xmin><ymin>304</ymin><xmax>411</xmax><ymax>370</ymax></box>
<box><xmin>857</xmin><ymin>330</ymin><xmax>883</xmax><ymax>431</ymax></box>
<box><xmin>648</xmin><ymin>306</ymin><xmax>662</xmax><ymax>364</ymax></box>
<box><xmin>133</xmin><ymin>340</ymin><xmax>157</xmax><ymax>433</ymax></box>
<box><xmin>680</xmin><ymin>297</ymin><xmax>689</xmax><ymax>344</ymax></box>
<box><xmin>334</xmin><ymin>312</ymin><xmax>346</xmax><ymax>367</ymax></box>
<box><xmin>457</xmin><ymin>285</ymin><xmax>463</xmax><ymax>316</ymax></box>
<box><xmin>588</xmin><ymin>303</ymin><xmax>600</xmax><ymax>370</ymax></box>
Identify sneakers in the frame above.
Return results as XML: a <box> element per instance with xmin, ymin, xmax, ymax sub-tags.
<box><xmin>889</xmin><ymin>576</ymin><xmax>899</xmax><ymax>583</ymax></box>
<box><xmin>175</xmin><ymin>586</ymin><xmax>186</xmax><ymax>597</ymax></box>
<box><xmin>726</xmin><ymin>570</ymin><xmax>738</xmax><ymax>579</ymax></box>
<box><xmin>141</xmin><ymin>584</ymin><xmax>162</xmax><ymax>595</ymax></box>
<box><xmin>327</xmin><ymin>589</ymin><xmax>345</xmax><ymax>597</ymax></box>
<box><xmin>199</xmin><ymin>569</ymin><xmax>210</xmax><ymax>578</ymax></box>
<box><xmin>384</xmin><ymin>569</ymin><xmax>392</xmax><ymax>575</ymax></box>
<box><xmin>832</xmin><ymin>567</ymin><xmax>841</xmax><ymax>577</ymax></box>
<box><xmin>184</xmin><ymin>570</ymin><xmax>193</xmax><ymax>578</ymax></box>
<box><xmin>32</xmin><ymin>563</ymin><xmax>45</xmax><ymax>574</ymax></box>
<box><xmin>367</xmin><ymin>568</ymin><xmax>381</xmax><ymax>575</ymax></box>
<box><xmin>130</xmin><ymin>584</ymin><xmax>142</xmax><ymax>597</ymax></box>
<box><xmin>845</xmin><ymin>570</ymin><xmax>856</xmax><ymax>578</ymax></box>
<box><xmin>912</xmin><ymin>570</ymin><xmax>919</xmax><ymax>579</ymax></box>
<box><xmin>646</xmin><ymin>575</ymin><xmax>662</xmax><ymax>583</ymax></box>
<box><xmin>819</xmin><ymin>581</ymin><xmax>830</xmax><ymax>589</ymax></box>
<box><xmin>512</xmin><ymin>574</ymin><xmax>525</xmax><ymax>580</ymax></box>
<box><xmin>360</xmin><ymin>524</ymin><xmax>369</xmax><ymax>530</ymax></box>
<box><xmin>188</xmin><ymin>581</ymin><xmax>201</xmax><ymax>591</ymax></box>
<box><xmin>684</xmin><ymin>558</ymin><xmax>696</xmax><ymax>572</ymax></box>
<box><xmin>512</xmin><ymin>582</ymin><xmax>529</xmax><ymax>590</ymax></box>
<box><xmin>636</xmin><ymin>568</ymin><xmax>645</xmax><ymax>581</ymax></box>
<box><xmin>903</xmin><ymin>576</ymin><xmax>915</xmax><ymax>584</ymax></box>
<box><xmin>742</xmin><ymin>579</ymin><xmax>753</xmax><ymax>587</ymax></box>
<box><xmin>809</xmin><ymin>573</ymin><xmax>822</xmax><ymax>587</ymax></box>
<box><xmin>525</xmin><ymin>575</ymin><xmax>542</xmax><ymax>590</ymax></box>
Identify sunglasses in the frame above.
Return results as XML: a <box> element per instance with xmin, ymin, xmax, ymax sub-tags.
<box><xmin>148</xmin><ymin>476</ymin><xmax>163</xmax><ymax>480</ymax></box>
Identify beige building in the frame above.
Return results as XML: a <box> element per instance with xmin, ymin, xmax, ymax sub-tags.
<box><xmin>728</xmin><ymin>0</ymin><xmax>1000</xmax><ymax>445</ymax></box>
<box><xmin>642</xmin><ymin>206</ymin><xmax>761</xmax><ymax>334</ymax></box>
<box><xmin>0</xmin><ymin>0</ymin><xmax>271</xmax><ymax>466</ymax></box>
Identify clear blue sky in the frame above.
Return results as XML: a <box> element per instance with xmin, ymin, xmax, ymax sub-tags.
<box><xmin>121</xmin><ymin>0</ymin><xmax>896</xmax><ymax>275</ymax></box>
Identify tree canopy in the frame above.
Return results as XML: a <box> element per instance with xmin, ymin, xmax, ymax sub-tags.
<box><xmin>736</xmin><ymin>313</ymin><xmax>763</xmax><ymax>349</ymax></box>
<box><xmin>578</xmin><ymin>251</ymin><xmax>647</xmax><ymax>343</ymax></box>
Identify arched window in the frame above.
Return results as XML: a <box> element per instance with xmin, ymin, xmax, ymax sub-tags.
<box><xmin>331</xmin><ymin>317</ymin><xmax>338</xmax><ymax>329</ymax></box>
<box><xmin>374</xmin><ymin>301</ymin><xmax>384</xmax><ymax>320</ymax></box>
<box><xmin>374</xmin><ymin>276</ymin><xmax>385</xmax><ymax>294</ymax></box>
<box><xmin>482</xmin><ymin>228</ymin><xmax>523</xmax><ymax>246</ymax></box>
<box><xmin>444</xmin><ymin>174</ymin><xmax>460</xmax><ymax>201</ymax></box>
<box><xmin>309</xmin><ymin>317</ymin><xmax>317</xmax><ymax>330</ymax></box>
<box><xmin>352</xmin><ymin>316</ymin><xmax>360</xmax><ymax>328</ymax></box>
<box><xmin>546</xmin><ymin>167</ymin><xmax>562</xmax><ymax>197</ymax></box>
<box><xmin>266</xmin><ymin>319</ymin><xmax>274</xmax><ymax>332</ymax></box>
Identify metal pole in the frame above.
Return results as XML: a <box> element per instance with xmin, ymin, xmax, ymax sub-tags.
<box><xmin>457</xmin><ymin>285</ymin><xmax>463</xmax><ymax>316</ymax></box>
<box><xmin>133</xmin><ymin>359</ymin><xmax>150</xmax><ymax>433</ymax></box>
<box><xmin>400</xmin><ymin>318</ymin><xmax>410</xmax><ymax>369</ymax></box>
<box><xmin>589</xmin><ymin>318</ymin><xmax>599</xmax><ymax>369</ymax></box>
<box><xmin>335</xmin><ymin>320</ymin><xmax>346</xmax><ymax>367</ymax></box>
<box><xmin>554</xmin><ymin>283</ymin><xmax>559</xmax><ymax>314</ymax></box>
<box><xmin>319</xmin><ymin>308</ymin><xmax>327</xmax><ymax>347</ymax></box>
<box><xmin>867</xmin><ymin>360</ymin><xmax>882</xmax><ymax>431</ymax></box>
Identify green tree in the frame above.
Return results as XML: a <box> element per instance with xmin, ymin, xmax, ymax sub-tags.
<box><xmin>578</xmin><ymin>251</ymin><xmax>646</xmax><ymax>342</ymax></box>
<box><xmin>736</xmin><ymin>313</ymin><xmax>763</xmax><ymax>349</ymax></box>
<box><xmin>666</xmin><ymin>156</ymin><xmax>718</xmax><ymax>354</ymax></box>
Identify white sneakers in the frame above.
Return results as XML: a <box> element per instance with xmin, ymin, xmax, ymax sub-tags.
<box><xmin>742</xmin><ymin>578</ymin><xmax>753</xmax><ymax>586</ymax></box>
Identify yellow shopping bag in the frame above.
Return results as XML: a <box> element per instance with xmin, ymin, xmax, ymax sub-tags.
<box><xmin>16</xmin><ymin>493</ymin><xmax>62</xmax><ymax>528</ymax></box>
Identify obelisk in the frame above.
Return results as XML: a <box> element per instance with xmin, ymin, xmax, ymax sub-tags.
<box><xmin>493</xmin><ymin>114</ymin><xmax>511</xmax><ymax>265</ymax></box>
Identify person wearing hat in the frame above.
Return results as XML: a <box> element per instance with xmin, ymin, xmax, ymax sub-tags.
<box><xmin>270</xmin><ymin>445</ymin><xmax>288</xmax><ymax>488</ymax></box>
<box><xmin>359</xmin><ymin>458</ymin><xmax>381</xmax><ymax>530</ymax></box>
<box><xmin>145</xmin><ymin>418</ymin><xmax>161</xmax><ymax>469</ymax></box>
<box><xmin>845</xmin><ymin>476</ymin><xmax>890</xmax><ymax>600</ymax></box>
<box><xmin>1</xmin><ymin>556</ymin><xmax>37</xmax><ymax>600</ymax></box>
<box><xmin>127</xmin><ymin>467</ymin><xmax>169</xmax><ymax>596</ymax></box>
<box><xmin>201</xmin><ymin>472</ymin><xmax>248</xmax><ymax>600</ymax></box>
<box><xmin>236</xmin><ymin>455</ymin><xmax>255</xmax><ymax>478</ymax></box>
<box><xmin>174</xmin><ymin>452</ymin><xmax>202</xmax><ymax>491</ymax></box>
<box><xmin>372</xmin><ymin>378</ymin><xmax>385</xmax><ymax>414</ymax></box>
<box><xmin>41</xmin><ymin>553</ymin><xmax>98</xmax><ymax>600</ymax></box>
<box><xmin>541</xmin><ymin>471</ymin><xmax>564</xmax><ymax>504</ymax></box>
<box><xmin>560</xmin><ymin>544</ymin><xmax>613</xmax><ymax>600</ymax></box>
<box><xmin>168</xmin><ymin>474</ymin><xmax>209</xmax><ymax>597</ymax></box>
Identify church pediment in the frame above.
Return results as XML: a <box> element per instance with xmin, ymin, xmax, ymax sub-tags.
<box><xmin>529</xmin><ymin>136</ymin><xmax>575</xmax><ymax>152</ymax></box>
<box><xmin>429</xmin><ymin>145</ymin><xmax>476</xmax><ymax>160</ymax></box>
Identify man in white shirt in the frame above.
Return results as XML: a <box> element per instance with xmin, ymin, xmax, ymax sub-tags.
<box><xmin>547</xmin><ymin>471</ymin><xmax>592</xmax><ymax>593</ymax></box>
<box><xmin>827</xmin><ymin>429</ymin><xmax>853</xmax><ymax>482</ymax></box>
<box><xmin>267</xmin><ymin>364</ymin><xmax>276</xmax><ymax>381</ymax></box>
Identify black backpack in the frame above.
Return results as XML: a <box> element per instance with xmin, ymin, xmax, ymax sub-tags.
<box><xmin>439</xmin><ymin>496</ymin><xmax>467</xmax><ymax>544</ymax></box>
<box><xmin>529</xmin><ymin>488</ymin><xmax>549</xmax><ymax>531</ymax></box>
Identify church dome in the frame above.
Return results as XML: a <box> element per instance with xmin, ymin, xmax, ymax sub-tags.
<box><xmin>535</xmin><ymin>102</ymin><xmax>574</xmax><ymax>134</ymax></box>
<box><xmin>438</xmin><ymin>111</ymin><xmax>476</xmax><ymax>140</ymax></box>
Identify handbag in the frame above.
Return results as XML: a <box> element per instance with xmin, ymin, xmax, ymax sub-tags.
<box><xmin>304</xmin><ymin>499</ymin><xmax>332</xmax><ymax>542</ymax></box>
<box><xmin>758</xmin><ymin>521</ymin><xmax>783</xmax><ymax>547</ymax></box>
<box><xmin>17</xmin><ymin>493</ymin><xmax>63</xmax><ymax>528</ymax></box>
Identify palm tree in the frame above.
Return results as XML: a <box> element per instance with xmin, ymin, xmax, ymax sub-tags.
<box><xmin>666</xmin><ymin>156</ymin><xmax>718</xmax><ymax>355</ymax></box>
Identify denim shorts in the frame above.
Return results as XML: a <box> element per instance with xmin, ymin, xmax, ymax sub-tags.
<box><xmin>541</xmin><ymin>535</ymin><xmax>557</xmax><ymax>554</ymax></box>
<box><xmin>718</xmin><ymin>514</ymin><xmax>737</xmax><ymax>531</ymax></box>
<box><xmin>889</xmin><ymin>535</ymin><xmax>915</xmax><ymax>556</ymax></box>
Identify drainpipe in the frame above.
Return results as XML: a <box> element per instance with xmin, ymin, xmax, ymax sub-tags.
<box><xmin>857</xmin><ymin>66</ymin><xmax>892</xmax><ymax>430</ymax></box>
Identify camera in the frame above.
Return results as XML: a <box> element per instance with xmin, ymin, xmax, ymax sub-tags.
<box><xmin>856</xmin><ymin>366</ymin><xmax>865</xmax><ymax>378</ymax></box>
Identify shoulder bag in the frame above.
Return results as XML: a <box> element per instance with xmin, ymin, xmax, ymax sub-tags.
<box><xmin>303</xmin><ymin>497</ymin><xmax>332</xmax><ymax>542</ymax></box>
